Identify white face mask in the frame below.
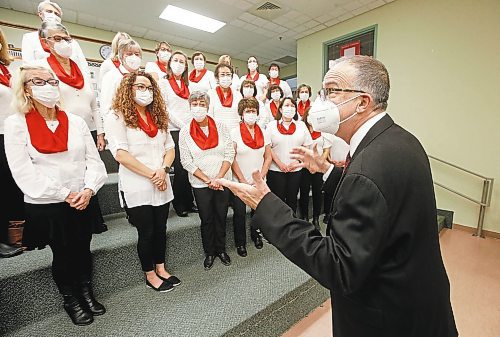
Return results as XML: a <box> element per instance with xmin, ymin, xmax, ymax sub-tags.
<box><xmin>242</xmin><ymin>87</ymin><xmax>254</xmax><ymax>98</ymax></box>
<box><xmin>219</xmin><ymin>76</ymin><xmax>232</xmax><ymax>88</ymax></box>
<box><xmin>271</xmin><ymin>91</ymin><xmax>281</xmax><ymax>101</ymax></box>
<box><xmin>31</xmin><ymin>84</ymin><xmax>60</xmax><ymax>108</ymax></box>
<box><xmin>282</xmin><ymin>106</ymin><xmax>296</xmax><ymax>119</ymax></box>
<box><xmin>191</xmin><ymin>106</ymin><xmax>207</xmax><ymax>122</ymax></box>
<box><xmin>243</xmin><ymin>112</ymin><xmax>258</xmax><ymax>125</ymax></box>
<box><xmin>299</xmin><ymin>92</ymin><xmax>310</xmax><ymax>102</ymax></box>
<box><xmin>53</xmin><ymin>40</ymin><xmax>72</xmax><ymax>58</ymax></box>
<box><xmin>170</xmin><ymin>61</ymin><xmax>185</xmax><ymax>76</ymax></box>
<box><xmin>308</xmin><ymin>94</ymin><xmax>361</xmax><ymax>134</ymax></box>
<box><xmin>125</xmin><ymin>55</ymin><xmax>141</xmax><ymax>71</ymax></box>
<box><xmin>134</xmin><ymin>90</ymin><xmax>153</xmax><ymax>107</ymax></box>
<box><xmin>42</xmin><ymin>12</ymin><xmax>61</xmax><ymax>23</ymax></box>
<box><xmin>269</xmin><ymin>70</ymin><xmax>279</xmax><ymax>79</ymax></box>
<box><xmin>158</xmin><ymin>51</ymin><xmax>171</xmax><ymax>63</ymax></box>
<box><xmin>193</xmin><ymin>60</ymin><xmax>205</xmax><ymax>70</ymax></box>
<box><xmin>248</xmin><ymin>62</ymin><xmax>258</xmax><ymax>71</ymax></box>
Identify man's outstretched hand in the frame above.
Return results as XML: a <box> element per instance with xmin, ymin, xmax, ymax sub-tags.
<box><xmin>216</xmin><ymin>171</ymin><xmax>271</xmax><ymax>210</ymax></box>
<box><xmin>289</xmin><ymin>144</ymin><xmax>331</xmax><ymax>174</ymax></box>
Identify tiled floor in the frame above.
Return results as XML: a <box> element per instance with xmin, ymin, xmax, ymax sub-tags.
<box><xmin>281</xmin><ymin>228</ymin><xmax>500</xmax><ymax>337</ymax></box>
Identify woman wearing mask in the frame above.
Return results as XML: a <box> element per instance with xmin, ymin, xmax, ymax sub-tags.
<box><xmin>208</xmin><ymin>63</ymin><xmax>242</xmax><ymax>131</ymax></box>
<box><xmin>218</xmin><ymin>54</ymin><xmax>240</xmax><ymax>92</ymax></box>
<box><xmin>268</xmin><ymin>63</ymin><xmax>292</xmax><ymax>98</ymax></box>
<box><xmin>296</xmin><ymin>84</ymin><xmax>312</xmax><ymax>121</ymax></box>
<box><xmin>4</xmin><ymin>65</ymin><xmax>107</xmax><ymax>326</ymax></box>
<box><xmin>0</xmin><ymin>29</ymin><xmax>24</xmax><ymax>258</ymax></box>
<box><xmin>240</xmin><ymin>56</ymin><xmax>268</xmax><ymax>102</ymax></box>
<box><xmin>145</xmin><ymin>41</ymin><xmax>172</xmax><ymax>82</ymax></box>
<box><xmin>98</xmin><ymin>31</ymin><xmax>130</xmax><ymax>89</ymax></box>
<box><xmin>179</xmin><ymin>91</ymin><xmax>234</xmax><ymax>270</ymax></box>
<box><xmin>158</xmin><ymin>51</ymin><xmax>197</xmax><ymax>217</ymax></box>
<box><xmin>36</xmin><ymin>21</ymin><xmax>107</xmax><ymax>233</ymax></box>
<box><xmin>239</xmin><ymin>79</ymin><xmax>266</xmax><ymax>128</ymax></box>
<box><xmin>266</xmin><ymin>97</ymin><xmax>312</xmax><ymax>215</ymax></box>
<box><xmin>230</xmin><ymin>98</ymin><xmax>272</xmax><ymax>256</ymax></box>
<box><xmin>260</xmin><ymin>84</ymin><xmax>283</xmax><ymax>127</ymax></box>
<box><xmin>105</xmin><ymin>71</ymin><xmax>180</xmax><ymax>292</ymax></box>
<box><xmin>298</xmin><ymin>107</ymin><xmax>332</xmax><ymax>229</ymax></box>
<box><xmin>100</xmin><ymin>38</ymin><xmax>142</xmax><ymax>120</ymax></box>
<box><xmin>188</xmin><ymin>51</ymin><xmax>216</xmax><ymax>93</ymax></box>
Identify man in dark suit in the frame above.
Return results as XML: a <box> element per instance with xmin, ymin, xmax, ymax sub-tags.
<box><xmin>217</xmin><ymin>55</ymin><xmax>457</xmax><ymax>337</ymax></box>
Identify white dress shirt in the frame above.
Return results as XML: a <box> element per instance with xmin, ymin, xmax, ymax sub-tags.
<box><xmin>4</xmin><ymin>112</ymin><xmax>107</xmax><ymax>204</ymax></box>
<box><xmin>100</xmin><ymin>65</ymin><xmax>128</xmax><ymax>123</ymax></box>
<box><xmin>207</xmin><ymin>87</ymin><xmax>243</xmax><ymax>131</ymax></box>
<box><xmin>158</xmin><ymin>78</ymin><xmax>191</xmax><ymax>131</ymax></box>
<box><xmin>189</xmin><ymin>70</ymin><xmax>217</xmax><ymax>93</ymax></box>
<box><xmin>105</xmin><ymin>111</ymin><xmax>174</xmax><ymax>208</ymax></box>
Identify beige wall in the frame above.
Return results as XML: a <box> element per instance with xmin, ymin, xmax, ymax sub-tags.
<box><xmin>297</xmin><ymin>0</ymin><xmax>500</xmax><ymax>233</ymax></box>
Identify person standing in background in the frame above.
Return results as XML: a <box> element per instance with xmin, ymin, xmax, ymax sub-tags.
<box><xmin>218</xmin><ymin>54</ymin><xmax>240</xmax><ymax>92</ymax></box>
<box><xmin>145</xmin><ymin>41</ymin><xmax>172</xmax><ymax>82</ymax></box>
<box><xmin>296</xmin><ymin>84</ymin><xmax>312</xmax><ymax>121</ymax></box>
<box><xmin>268</xmin><ymin>63</ymin><xmax>292</xmax><ymax>98</ymax></box>
<box><xmin>240</xmin><ymin>56</ymin><xmax>268</xmax><ymax>102</ymax></box>
<box><xmin>98</xmin><ymin>31</ymin><xmax>130</xmax><ymax>89</ymax></box>
<box><xmin>188</xmin><ymin>51</ymin><xmax>216</xmax><ymax>93</ymax></box>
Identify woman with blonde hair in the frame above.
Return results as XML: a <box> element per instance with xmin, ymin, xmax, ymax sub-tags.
<box><xmin>4</xmin><ymin>65</ymin><xmax>107</xmax><ymax>325</ymax></box>
<box><xmin>145</xmin><ymin>40</ymin><xmax>172</xmax><ymax>82</ymax></box>
<box><xmin>98</xmin><ymin>31</ymin><xmax>130</xmax><ymax>88</ymax></box>
<box><xmin>105</xmin><ymin>71</ymin><xmax>180</xmax><ymax>292</ymax></box>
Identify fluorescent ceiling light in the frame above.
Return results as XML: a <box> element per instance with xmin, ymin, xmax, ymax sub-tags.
<box><xmin>159</xmin><ymin>5</ymin><xmax>226</xmax><ymax>33</ymax></box>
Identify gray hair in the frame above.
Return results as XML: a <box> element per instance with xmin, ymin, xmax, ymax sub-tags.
<box><xmin>188</xmin><ymin>91</ymin><xmax>210</xmax><ymax>106</ymax></box>
<box><xmin>117</xmin><ymin>38</ymin><xmax>142</xmax><ymax>61</ymax></box>
<box><xmin>39</xmin><ymin>21</ymin><xmax>69</xmax><ymax>38</ymax></box>
<box><xmin>37</xmin><ymin>0</ymin><xmax>62</xmax><ymax>16</ymax></box>
<box><xmin>324</xmin><ymin>55</ymin><xmax>390</xmax><ymax>111</ymax></box>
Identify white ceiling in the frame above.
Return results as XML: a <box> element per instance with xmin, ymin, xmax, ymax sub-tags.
<box><xmin>0</xmin><ymin>0</ymin><xmax>396</xmax><ymax>66</ymax></box>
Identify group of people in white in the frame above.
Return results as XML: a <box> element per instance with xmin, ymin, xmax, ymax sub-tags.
<box><xmin>0</xmin><ymin>0</ymin><xmax>350</xmax><ymax>327</ymax></box>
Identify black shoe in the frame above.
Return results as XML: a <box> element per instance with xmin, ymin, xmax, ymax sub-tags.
<box><xmin>188</xmin><ymin>205</ymin><xmax>199</xmax><ymax>213</ymax></box>
<box><xmin>146</xmin><ymin>279</ymin><xmax>174</xmax><ymax>292</ymax></box>
<box><xmin>79</xmin><ymin>283</ymin><xmax>106</xmax><ymax>316</ymax></box>
<box><xmin>312</xmin><ymin>216</ymin><xmax>320</xmax><ymax>231</ymax></box>
<box><xmin>175</xmin><ymin>210</ymin><xmax>189</xmax><ymax>217</ymax></box>
<box><xmin>93</xmin><ymin>222</ymin><xmax>108</xmax><ymax>234</ymax></box>
<box><xmin>204</xmin><ymin>255</ymin><xmax>216</xmax><ymax>270</ymax></box>
<box><xmin>236</xmin><ymin>246</ymin><xmax>247</xmax><ymax>257</ymax></box>
<box><xmin>218</xmin><ymin>252</ymin><xmax>231</xmax><ymax>266</ymax></box>
<box><xmin>254</xmin><ymin>236</ymin><xmax>263</xmax><ymax>249</ymax></box>
<box><xmin>323</xmin><ymin>213</ymin><xmax>331</xmax><ymax>225</ymax></box>
<box><xmin>0</xmin><ymin>243</ymin><xmax>23</xmax><ymax>258</ymax></box>
<box><xmin>299</xmin><ymin>211</ymin><xmax>309</xmax><ymax>221</ymax></box>
<box><xmin>157</xmin><ymin>274</ymin><xmax>181</xmax><ymax>287</ymax></box>
<box><xmin>63</xmin><ymin>295</ymin><xmax>94</xmax><ymax>326</ymax></box>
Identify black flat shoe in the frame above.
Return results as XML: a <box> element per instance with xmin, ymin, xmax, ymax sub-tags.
<box><xmin>0</xmin><ymin>243</ymin><xmax>23</xmax><ymax>258</ymax></box>
<box><xmin>157</xmin><ymin>274</ymin><xmax>181</xmax><ymax>287</ymax></box>
<box><xmin>188</xmin><ymin>205</ymin><xmax>199</xmax><ymax>213</ymax></box>
<box><xmin>175</xmin><ymin>210</ymin><xmax>189</xmax><ymax>217</ymax></box>
<box><xmin>218</xmin><ymin>252</ymin><xmax>231</xmax><ymax>266</ymax></box>
<box><xmin>253</xmin><ymin>236</ymin><xmax>263</xmax><ymax>249</ymax></box>
<box><xmin>79</xmin><ymin>283</ymin><xmax>106</xmax><ymax>316</ymax></box>
<box><xmin>204</xmin><ymin>255</ymin><xmax>216</xmax><ymax>270</ymax></box>
<box><xmin>63</xmin><ymin>295</ymin><xmax>93</xmax><ymax>326</ymax></box>
<box><xmin>236</xmin><ymin>246</ymin><xmax>247</xmax><ymax>257</ymax></box>
<box><xmin>146</xmin><ymin>279</ymin><xmax>174</xmax><ymax>292</ymax></box>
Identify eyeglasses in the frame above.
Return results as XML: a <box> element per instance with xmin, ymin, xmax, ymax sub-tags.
<box><xmin>132</xmin><ymin>84</ymin><xmax>154</xmax><ymax>92</ymax></box>
<box><xmin>324</xmin><ymin>88</ymin><xmax>366</xmax><ymax>95</ymax></box>
<box><xmin>46</xmin><ymin>36</ymin><xmax>73</xmax><ymax>43</ymax></box>
<box><xmin>24</xmin><ymin>78</ymin><xmax>59</xmax><ymax>86</ymax></box>
<box><xmin>243</xmin><ymin>109</ymin><xmax>258</xmax><ymax>114</ymax></box>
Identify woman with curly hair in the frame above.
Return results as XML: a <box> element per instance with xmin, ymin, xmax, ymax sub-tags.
<box><xmin>105</xmin><ymin>71</ymin><xmax>180</xmax><ymax>292</ymax></box>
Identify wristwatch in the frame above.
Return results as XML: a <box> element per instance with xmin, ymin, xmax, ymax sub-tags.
<box><xmin>162</xmin><ymin>165</ymin><xmax>170</xmax><ymax>173</ymax></box>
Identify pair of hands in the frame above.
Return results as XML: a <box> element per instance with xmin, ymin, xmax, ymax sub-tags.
<box><xmin>151</xmin><ymin>169</ymin><xmax>168</xmax><ymax>191</ymax></box>
<box><xmin>65</xmin><ymin>188</ymin><xmax>93</xmax><ymax>210</ymax></box>
<box><xmin>277</xmin><ymin>161</ymin><xmax>299</xmax><ymax>173</ymax></box>
<box><xmin>96</xmin><ymin>134</ymin><xmax>106</xmax><ymax>152</ymax></box>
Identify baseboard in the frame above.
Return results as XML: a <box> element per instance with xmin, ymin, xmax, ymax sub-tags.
<box><xmin>451</xmin><ymin>223</ymin><xmax>500</xmax><ymax>239</ymax></box>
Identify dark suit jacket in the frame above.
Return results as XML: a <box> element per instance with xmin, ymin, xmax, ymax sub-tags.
<box><xmin>253</xmin><ymin>115</ymin><xmax>458</xmax><ymax>337</ymax></box>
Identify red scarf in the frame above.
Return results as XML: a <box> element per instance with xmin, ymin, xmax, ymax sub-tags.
<box><xmin>25</xmin><ymin>107</ymin><xmax>69</xmax><ymax>154</ymax></box>
<box><xmin>190</xmin><ymin>116</ymin><xmax>219</xmax><ymax>150</ymax></box>
<box><xmin>189</xmin><ymin>68</ymin><xmax>207</xmax><ymax>83</ymax></box>
<box><xmin>276</xmin><ymin>120</ymin><xmax>296</xmax><ymax>135</ymax></box>
<box><xmin>112</xmin><ymin>59</ymin><xmax>121</xmax><ymax>69</ymax></box>
<box><xmin>0</xmin><ymin>63</ymin><xmax>11</xmax><ymax>87</ymax></box>
<box><xmin>297</xmin><ymin>100</ymin><xmax>310</xmax><ymax>117</ymax></box>
<box><xmin>156</xmin><ymin>60</ymin><xmax>168</xmax><ymax>74</ymax></box>
<box><xmin>246</xmin><ymin>72</ymin><xmax>259</xmax><ymax>82</ymax></box>
<box><xmin>270</xmin><ymin>101</ymin><xmax>279</xmax><ymax>118</ymax></box>
<box><xmin>216</xmin><ymin>86</ymin><xmax>233</xmax><ymax>107</ymax></box>
<box><xmin>47</xmin><ymin>53</ymin><xmax>84</xmax><ymax>89</ymax></box>
<box><xmin>168</xmin><ymin>76</ymin><xmax>190</xmax><ymax>99</ymax></box>
<box><xmin>270</xmin><ymin>77</ymin><xmax>280</xmax><ymax>86</ymax></box>
<box><xmin>39</xmin><ymin>37</ymin><xmax>50</xmax><ymax>52</ymax></box>
<box><xmin>240</xmin><ymin>122</ymin><xmax>264</xmax><ymax>149</ymax></box>
<box><xmin>310</xmin><ymin>130</ymin><xmax>321</xmax><ymax>140</ymax></box>
<box><xmin>136</xmin><ymin>109</ymin><xmax>158</xmax><ymax>138</ymax></box>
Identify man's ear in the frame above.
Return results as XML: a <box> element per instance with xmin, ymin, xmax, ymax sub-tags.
<box><xmin>356</xmin><ymin>94</ymin><xmax>372</xmax><ymax>114</ymax></box>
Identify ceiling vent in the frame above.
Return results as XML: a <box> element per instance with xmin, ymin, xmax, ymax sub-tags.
<box><xmin>251</xmin><ymin>1</ymin><xmax>284</xmax><ymax>20</ymax></box>
<box><xmin>272</xmin><ymin>55</ymin><xmax>297</xmax><ymax>65</ymax></box>
<box><xmin>256</xmin><ymin>2</ymin><xmax>281</xmax><ymax>11</ymax></box>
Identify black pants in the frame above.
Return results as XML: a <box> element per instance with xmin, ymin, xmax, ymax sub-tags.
<box><xmin>193</xmin><ymin>187</ymin><xmax>229</xmax><ymax>256</ymax></box>
<box><xmin>90</xmin><ymin>130</ymin><xmax>106</xmax><ymax>231</ymax></box>
<box><xmin>299</xmin><ymin>168</ymin><xmax>324</xmax><ymax>218</ymax></box>
<box><xmin>0</xmin><ymin>134</ymin><xmax>25</xmax><ymax>244</ymax></box>
<box><xmin>126</xmin><ymin>203</ymin><xmax>170</xmax><ymax>272</ymax></box>
<box><xmin>232</xmin><ymin>192</ymin><xmax>259</xmax><ymax>247</ymax></box>
<box><xmin>267</xmin><ymin>170</ymin><xmax>302</xmax><ymax>215</ymax></box>
<box><xmin>171</xmin><ymin>130</ymin><xmax>195</xmax><ymax>213</ymax></box>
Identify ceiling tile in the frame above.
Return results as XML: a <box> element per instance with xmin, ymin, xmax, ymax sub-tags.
<box><xmin>230</xmin><ymin>19</ymin><xmax>246</xmax><ymax>27</ymax></box>
<box><xmin>239</xmin><ymin>12</ymin><xmax>260</xmax><ymax>22</ymax></box>
<box><xmin>234</xmin><ymin>0</ymin><xmax>253</xmax><ymax>10</ymax></box>
<box><xmin>325</xmin><ymin>17</ymin><xmax>340</xmax><ymax>27</ymax></box>
<box><xmin>243</xmin><ymin>22</ymin><xmax>259</xmax><ymax>31</ymax></box>
<box><xmin>367</xmin><ymin>0</ymin><xmax>386</xmax><ymax>10</ymax></box>
<box><xmin>304</xmin><ymin>20</ymin><xmax>321</xmax><ymax>29</ymax></box>
<box><xmin>263</xmin><ymin>21</ymin><xmax>279</xmax><ymax>30</ymax></box>
<box><xmin>293</xmin><ymin>25</ymin><xmax>308</xmax><ymax>33</ymax></box>
<box><xmin>294</xmin><ymin>15</ymin><xmax>311</xmax><ymax>25</ymax></box>
<box><xmin>341</xmin><ymin>1</ymin><xmax>364</xmax><ymax>11</ymax></box>
<box><xmin>271</xmin><ymin>16</ymin><xmax>290</xmax><ymax>25</ymax></box>
<box><xmin>316</xmin><ymin>13</ymin><xmax>334</xmax><ymax>23</ymax></box>
<box><xmin>273</xmin><ymin>26</ymin><xmax>288</xmax><ymax>33</ymax></box>
<box><xmin>352</xmin><ymin>5</ymin><xmax>370</xmax><ymax>16</ymax></box>
<box><xmin>337</xmin><ymin>12</ymin><xmax>354</xmax><ymax>21</ymax></box>
<box><xmin>282</xmin><ymin>10</ymin><xmax>301</xmax><ymax>19</ymax></box>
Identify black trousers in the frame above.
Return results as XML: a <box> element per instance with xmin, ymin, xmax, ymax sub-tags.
<box><xmin>193</xmin><ymin>187</ymin><xmax>229</xmax><ymax>256</ymax></box>
<box><xmin>90</xmin><ymin>130</ymin><xmax>106</xmax><ymax>231</ymax></box>
<box><xmin>299</xmin><ymin>168</ymin><xmax>324</xmax><ymax>218</ymax></box>
<box><xmin>171</xmin><ymin>130</ymin><xmax>195</xmax><ymax>212</ymax></box>
<box><xmin>232</xmin><ymin>192</ymin><xmax>259</xmax><ymax>247</ymax></box>
<box><xmin>126</xmin><ymin>203</ymin><xmax>170</xmax><ymax>272</ymax></box>
<box><xmin>267</xmin><ymin>170</ymin><xmax>302</xmax><ymax>215</ymax></box>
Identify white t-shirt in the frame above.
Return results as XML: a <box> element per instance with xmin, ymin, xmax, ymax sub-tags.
<box><xmin>158</xmin><ymin>78</ymin><xmax>191</xmax><ymax>131</ymax></box>
<box><xmin>105</xmin><ymin>111</ymin><xmax>174</xmax><ymax>208</ymax></box>
<box><xmin>266</xmin><ymin>119</ymin><xmax>313</xmax><ymax>172</ymax></box>
<box><xmin>188</xmin><ymin>70</ymin><xmax>217</xmax><ymax>93</ymax></box>
<box><xmin>240</xmin><ymin>73</ymin><xmax>269</xmax><ymax>102</ymax></box>
<box><xmin>145</xmin><ymin>61</ymin><xmax>168</xmax><ymax>81</ymax></box>
<box><xmin>207</xmin><ymin>87</ymin><xmax>243</xmax><ymax>132</ymax></box>
<box><xmin>230</xmin><ymin>125</ymin><xmax>270</xmax><ymax>184</ymax></box>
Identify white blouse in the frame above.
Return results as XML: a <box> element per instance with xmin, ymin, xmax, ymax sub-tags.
<box><xmin>105</xmin><ymin>111</ymin><xmax>174</xmax><ymax>208</ymax></box>
<box><xmin>258</xmin><ymin>100</ymin><xmax>280</xmax><ymax>129</ymax></box>
<box><xmin>100</xmin><ymin>65</ymin><xmax>128</xmax><ymax>123</ymax></box>
<box><xmin>266</xmin><ymin>120</ymin><xmax>313</xmax><ymax>172</ymax></box>
<box><xmin>230</xmin><ymin>125</ymin><xmax>270</xmax><ymax>184</ymax></box>
<box><xmin>188</xmin><ymin>70</ymin><xmax>217</xmax><ymax>94</ymax></box>
<box><xmin>145</xmin><ymin>61</ymin><xmax>168</xmax><ymax>81</ymax></box>
<box><xmin>329</xmin><ymin>134</ymin><xmax>350</xmax><ymax>162</ymax></box>
<box><xmin>312</xmin><ymin>133</ymin><xmax>333</xmax><ymax>156</ymax></box>
<box><xmin>158</xmin><ymin>78</ymin><xmax>191</xmax><ymax>131</ymax></box>
<box><xmin>0</xmin><ymin>76</ymin><xmax>15</xmax><ymax>134</ymax></box>
<box><xmin>4</xmin><ymin>112</ymin><xmax>107</xmax><ymax>204</ymax></box>
<box><xmin>35</xmin><ymin>58</ymin><xmax>104</xmax><ymax>134</ymax></box>
<box><xmin>231</xmin><ymin>73</ymin><xmax>241</xmax><ymax>92</ymax></box>
<box><xmin>240</xmin><ymin>73</ymin><xmax>269</xmax><ymax>102</ymax></box>
<box><xmin>98</xmin><ymin>58</ymin><xmax>117</xmax><ymax>88</ymax></box>
<box><xmin>207</xmin><ymin>87</ymin><xmax>243</xmax><ymax>132</ymax></box>
<box><xmin>179</xmin><ymin>121</ymin><xmax>234</xmax><ymax>188</ymax></box>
